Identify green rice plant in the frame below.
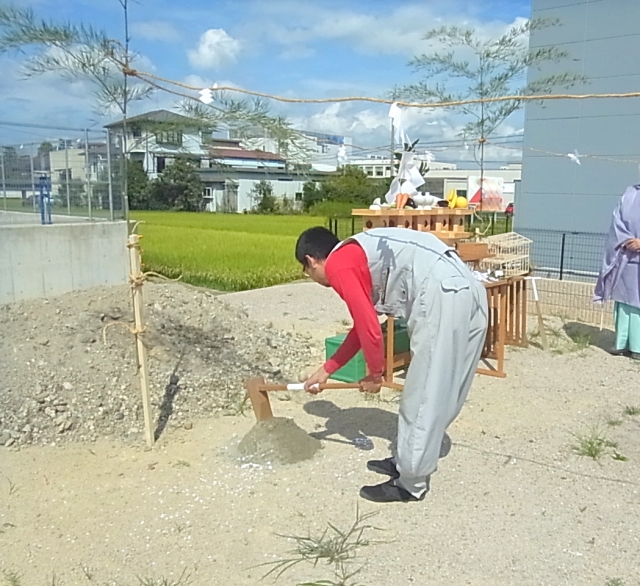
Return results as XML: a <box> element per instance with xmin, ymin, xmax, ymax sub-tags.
<box><xmin>137</xmin><ymin>224</ymin><xmax>303</xmax><ymax>291</ymax></box>
<box><xmin>132</xmin><ymin>211</ymin><xmax>319</xmax><ymax>237</ymax></box>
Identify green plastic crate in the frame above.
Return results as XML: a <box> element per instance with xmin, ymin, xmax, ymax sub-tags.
<box><xmin>324</xmin><ymin>319</ymin><xmax>410</xmax><ymax>383</ymax></box>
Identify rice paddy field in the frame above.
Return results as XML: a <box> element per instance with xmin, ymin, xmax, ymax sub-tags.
<box><xmin>132</xmin><ymin>212</ymin><xmax>324</xmax><ymax>291</ymax></box>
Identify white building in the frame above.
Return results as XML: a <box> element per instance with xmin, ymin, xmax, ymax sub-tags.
<box><xmin>104</xmin><ymin>110</ymin><xmax>209</xmax><ymax>179</ymax></box>
<box><xmin>348</xmin><ymin>155</ymin><xmax>457</xmax><ymax>179</ymax></box>
<box><xmin>237</xmin><ymin>129</ymin><xmax>352</xmax><ymax>171</ymax></box>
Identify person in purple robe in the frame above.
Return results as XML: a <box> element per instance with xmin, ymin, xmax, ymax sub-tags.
<box><xmin>594</xmin><ymin>184</ymin><xmax>640</xmax><ymax>359</ymax></box>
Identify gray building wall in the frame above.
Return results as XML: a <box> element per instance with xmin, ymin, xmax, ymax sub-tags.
<box><xmin>517</xmin><ymin>0</ymin><xmax>640</xmax><ymax>277</ymax></box>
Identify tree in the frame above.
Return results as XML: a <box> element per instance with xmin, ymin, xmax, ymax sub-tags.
<box><xmin>394</xmin><ymin>20</ymin><xmax>585</xmax><ymax>204</ymax></box>
<box><xmin>147</xmin><ymin>158</ymin><xmax>203</xmax><ymax>211</ymax></box>
<box><xmin>56</xmin><ymin>177</ymin><xmax>85</xmax><ymax>207</ymax></box>
<box><xmin>301</xmin><ymin>167</ymin><xmax>391</xmax><ymax>214</ymax></box>
<box><xmin>126</xmin><ymin>160</ymin><xmax>150</xmax><ymax>210</ymax></box>
<box><xmin>302</xmin><ymin>180</ymin><xmax>323</xmax><ymax>212</ymax></box>
<box><xmin>250</xmin><ymin>180</ymin><xmax>276</xmax><ymax>214</ymax></box>
<box><xmin>37</xmin><ymin>141</ymin><xmax>53</xmax><ymax>170</ymax></box>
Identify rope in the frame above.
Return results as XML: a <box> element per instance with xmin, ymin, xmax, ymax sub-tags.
<box><xmin>126</xmin><ymin>68</ymin><xmax>640</xmax><ymax>109</ymax></box>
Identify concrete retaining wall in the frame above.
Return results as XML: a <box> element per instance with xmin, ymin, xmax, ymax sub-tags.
<box><xmin>0</xmin><ymin>221</ymin><xmax>129</xmax><ymax>304</ymax></box>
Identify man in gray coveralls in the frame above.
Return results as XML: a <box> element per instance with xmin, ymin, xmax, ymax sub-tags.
<box><xmin>296</xmin><ymin>226</ymin><xmax>488</xmax><ymax>503</ymax></box>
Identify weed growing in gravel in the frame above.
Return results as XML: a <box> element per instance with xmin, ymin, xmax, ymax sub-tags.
<box><xmin>623</xmin><ymin>405</ymin><xmax>640</xmax><ymax>416</ymax></box>
<box><xmin>568</xmin><ymin>332</ymin><xmax>591</xmax><ymax>351</ymax></box>
<box><xmin>2</xmin><ymin>570</ymin><xmax>21</xmax><ymax>586</ymax></box>
<box><xmin>172</xmin><ymin>460</ymin><xmax>191</xmax><ymax>468</ymax></box>
<box><xmin>222</xmin><ymin>389</ymin><xmax>249</xmax><ymax>416</ymax></box>
<box><xmin>606</xmin><ymin>417</ymin><xmax>623</xmax><ymax>427</ymax></box>
<box><xmin>571</xmin><ymin>426</ymin><xmax>625</xmax><ymax>461</ymax></box>
<box><xmin>571</xmin><ymin>427</ymin><xmax>610</xmax><ymax>460</ymax></box>
<box><xmin>136</xmin><ymin>571</ymin><xmax>192</xmax><ymax>586</ymax></box>
<box><xmin>260</xmin><ymin>508</ymin><xmax>384</xmax><ymax>585</ymax></box>
<box><xmin>605</xmin><ymin>579</ymin><xmax>623</xmax><ymax>586</ymax></box>
<box><xmin>6</xmin><ymin>478</ymin><xmax>18</xmax><ymax>496</ymax></box>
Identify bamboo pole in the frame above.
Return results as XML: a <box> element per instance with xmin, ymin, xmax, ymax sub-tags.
<box><xmin>128</xmin><ymin>233</ymin><xmax>154</xmax><ymax>447</ymax></box>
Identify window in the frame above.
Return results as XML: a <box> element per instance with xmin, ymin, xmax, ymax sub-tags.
<box><xmin>295</xmin><ymin>192</ymin><xmax>302</xmax><ymax>201</ymax></box>
<box><xmin>156</xmin><ymin>156</ymin><xmax>166</xmax><ymax>173</ymax></box>
<box><xmin>375</xmin><ymin>168</ymin><xmax>384</xmax><ymax>177</ymax></box>
<box><xmin>155</xmin><ymin>131</ymin><xmax>183</xmax><ymax>146</ymax></box>
<box><xmin>456</xmin><ymin>189</ymin><xmax>467</xmax><ymax>197</ymax></box>
<box><xmin>131</xmin><ymin>127</ymin><xmax>142</xmax><ymax>138</ymax></box>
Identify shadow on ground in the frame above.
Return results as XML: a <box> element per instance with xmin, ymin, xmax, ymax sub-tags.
<box><xmin>563</xmin><ymin>322</ymin><xmax>616</xmax><ymax>352</ymax></box>
<box><xmin>304</xmin><ymin>399</ymin><xmax>451</xmax><ymax>460</ymax></box>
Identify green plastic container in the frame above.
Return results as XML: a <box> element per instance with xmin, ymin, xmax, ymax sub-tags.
<box><xmin>324</xmin><ymin>319</ymin><xmax>410</xmax><ymax>383</ymax></box>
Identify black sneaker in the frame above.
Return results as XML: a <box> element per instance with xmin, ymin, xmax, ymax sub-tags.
<box><xmin>366</xmin><ymin>458</ymin><xmax>399</xmax><ymax>478</ymax></box>
<box><xmin>359</xmin><ymin>479</ymin><xmax>426</xmax><ymax>503</ymax></box>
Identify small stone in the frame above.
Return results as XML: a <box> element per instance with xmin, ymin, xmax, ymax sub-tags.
<box><xmin>184</xmin><ymin>422</ymin><xmax>193</xmax><ymax>430</ymax></box>
<box><xmin>62</xmin><ymin>382</ymin><xmax>73</xmax><ymax>391</ymax></box>
<box><xmin>5</xmin><ymin>438</ymin><xmax>16</xmax><ymax>447</ymax></box>
<box><xmin>0</xmin><ymin>431</ymin><xmax>11</xmax><ymax>446</ymax></box>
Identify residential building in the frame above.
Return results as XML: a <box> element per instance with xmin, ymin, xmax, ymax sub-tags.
<box><xmin>49</xmin><ymin>143</ymin><xmax>109</xmax><ymax>185</ymax></box>
<box><xmin>104</xmin><ymin>110</ymin><xmax>208</xmax><ymax>179</ymax></box>
<box><xmin>517</xmin><ymin>0</ymin><xmax>640</xmax><ymax>276</ymax></box>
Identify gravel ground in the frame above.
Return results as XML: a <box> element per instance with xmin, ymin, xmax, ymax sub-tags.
<box><xmin>1</xmin><ymin>280</ymin><xmax>640</xmax><ymax>586</ymax></box>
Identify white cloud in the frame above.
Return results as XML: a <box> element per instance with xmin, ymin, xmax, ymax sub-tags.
<box><xmin>248</xmin><ymin>2</ymin><xmax>529</xmax><ymax>59</ymax></box>
<box><xmin>131</xmin><ymin>20</ymin><xmax>181</xmax><ymax>42</ymax></box>
<box><xmin>188</xmin><ymin>29</ymin><xmax>242</xmax><ymax>70</ymax></box>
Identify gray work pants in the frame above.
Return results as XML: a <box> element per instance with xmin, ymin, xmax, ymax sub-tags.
<box><xmin>395</xmin><ymin>253</ymin><xmax>488</xmax><ymax>497</ymax></box>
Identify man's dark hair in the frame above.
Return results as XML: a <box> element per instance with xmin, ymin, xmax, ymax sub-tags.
<box><xmin>295</xmin><ymin>226</ymin><xmax>340</xmax><ymax>267</ymax></box>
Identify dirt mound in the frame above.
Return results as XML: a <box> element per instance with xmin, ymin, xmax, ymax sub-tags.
<box><xmin>238</xmin><ymin>417</ymin><xmax>322</xmax><ymax>464</ymax></box>
<box><xmin>0</xmin><ymin>282</ymin><xmax>319</xmax><ymax>448</ymax></box>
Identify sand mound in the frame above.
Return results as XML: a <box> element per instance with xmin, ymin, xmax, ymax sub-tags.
<box><xmin>238</xmin><ymin>417</ymin><xmax>322</xmax><ymax>465</ymax></box>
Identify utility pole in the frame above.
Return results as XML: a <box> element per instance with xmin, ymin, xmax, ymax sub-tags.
<box><xmin>29</xmin><ymin>146</ymin><xmax>36</xmax><ymax>212</ymax></box>
<box><xmin>106</xmin><ymin>129</ymin><xmax>114</xmax><ymax>221</ymax></box>
<box><xmin>1</xmin><ymin>150</ymin><xmax>6</xmax><ymax>211</ymax></box>
<box><xmin>64</xmin><ymin>146</ymin><xmax>71</xmax><ymax>215</ymax></box>
<box><xmin>84</xmin><ymin>129</ymin><xmax>92</xmax><ymax>220</ymax></box>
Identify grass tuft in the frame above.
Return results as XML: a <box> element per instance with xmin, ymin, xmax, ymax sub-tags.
<box><xmin>571</xmin><ymin>427</ymin><xmax>610</xmax><ymax>460</ymax></box>
<box><xmin>2</xmin><ymin>570</ymin><xmax>22</xmax><ymax>586</ymax></box>
<box><xmin>260</xmin><ymin>507</ymin><xmax>384</xmax><ymax>585</ymax></box>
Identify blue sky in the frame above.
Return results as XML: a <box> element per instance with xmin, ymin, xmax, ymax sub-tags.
<box><xmin>1</xmin><ymin>0</ymin><xmax>532</xmax><ymax>162</ymax></box>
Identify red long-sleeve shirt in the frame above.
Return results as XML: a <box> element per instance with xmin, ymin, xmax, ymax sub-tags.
<box><xmin>323</xmin><ymin>241</ymin><xmax>385</xmax><ymax>378</ymax></box>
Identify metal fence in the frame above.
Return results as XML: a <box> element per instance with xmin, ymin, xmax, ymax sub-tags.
<box><xmin>0</xmin><ymin>124</ymin><xmax>126</xmax><ymax>226</ymax></box>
